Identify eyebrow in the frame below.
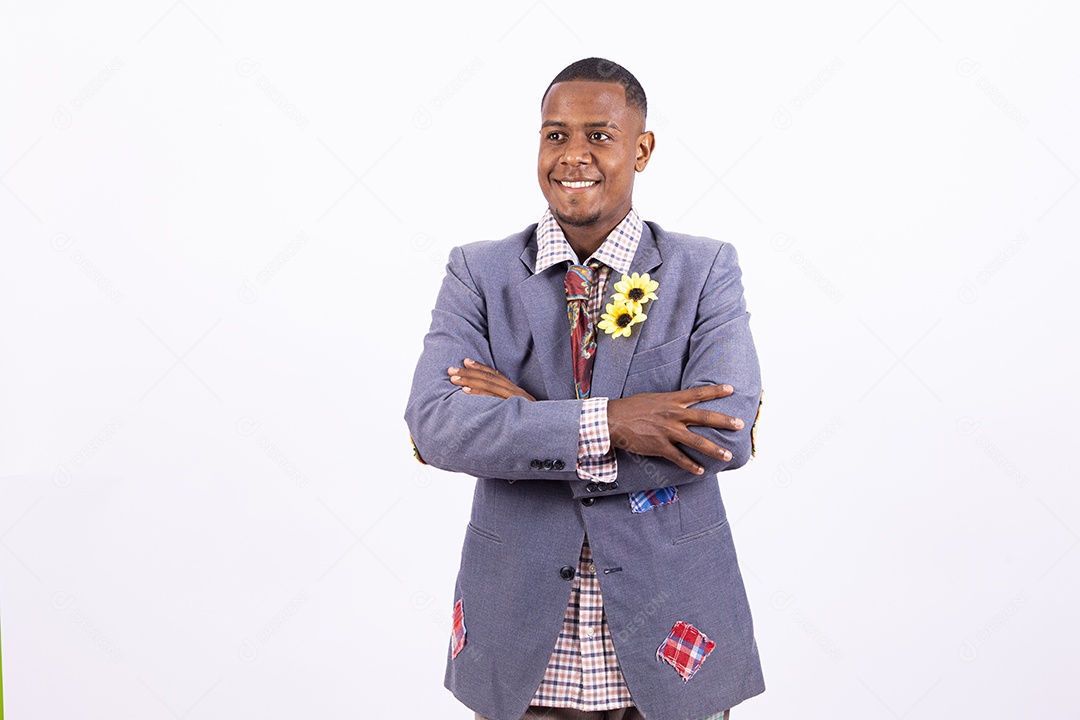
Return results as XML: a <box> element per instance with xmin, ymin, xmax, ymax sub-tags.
<box><xmin>541</xmin><ymin>120</ymin><xmax>621</xmax><ymax>130</ymax></box>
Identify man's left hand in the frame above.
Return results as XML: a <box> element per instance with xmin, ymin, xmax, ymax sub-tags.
<box><xmin>448</xmin><ymin>359</ymin><xmax>537</xmax><ymax>402</ymax></box>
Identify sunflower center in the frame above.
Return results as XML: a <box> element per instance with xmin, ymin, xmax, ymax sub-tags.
<box><xmin>628</xmin><ymin>288</ymin><xmax>645</xmax><ymax>301</ymax></box>
<box><xmin>616</xmin><ymin>313</ymin><xmax>632</xmax><ymax>327</ymax></box>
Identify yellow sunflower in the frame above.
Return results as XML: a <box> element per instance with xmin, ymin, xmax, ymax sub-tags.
<box><xmin>598</xmin><ymin>299</ymin><xmax>646</xmax><ymax>339</ymax></box>
<box><xmin>613</xmin><ymin>272</ymin><xmax>659</xmax><ymax>314</ymax></box>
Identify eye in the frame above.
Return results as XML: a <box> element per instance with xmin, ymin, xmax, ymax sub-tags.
<box><xmin>590</xmin><ymin>131</ymin><xmax>611</xmax><ymax>141</ymax></box>
<box><xmin>545</xmin><ymin>131</ymin><xmax>565</xmax><ymax>141</ymax></box>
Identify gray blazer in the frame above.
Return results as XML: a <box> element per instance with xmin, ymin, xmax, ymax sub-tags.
<box><xmin>405</xmin><ymin>220</ymin><xmax>765</xmax><ymax>720</ymax></box>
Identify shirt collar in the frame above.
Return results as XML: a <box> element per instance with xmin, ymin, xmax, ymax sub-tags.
<box><xmin>534</xmin><ymin>207</ymin><xmax>643</xmax><ymax>276</ymax></box>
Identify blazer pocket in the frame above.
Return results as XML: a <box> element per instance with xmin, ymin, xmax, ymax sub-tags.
<box><xmin>626</xmin><ymin>334</ymin><xmax>690</xmax><ymax>376</ymax></box>
<box><xmin>466</xmin><ymin>522</ymin><xmax>504</xmax><ymax>544</ymax></box>
<box><xmin>672</xmin><ymin>518</ymin><xmax>729</xmax><ymax>546</ymax></box>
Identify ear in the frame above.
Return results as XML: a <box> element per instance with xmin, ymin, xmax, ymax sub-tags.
<box><xmin>635</xmin><ymin>131</ymin><xmax>655</xmax><ymax>172</ymax></box>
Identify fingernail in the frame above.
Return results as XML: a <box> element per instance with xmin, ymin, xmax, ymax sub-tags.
<box><xmin>448</xmin><ymin>367</ymin><xmax>459</xmax><ymax>374</ymax></box>
<box><xmin>464</xmin><ymin>358</ymin><xmax>475</xmax><ymax>365</ymax></box>
<box><xmin>723</xmin><ymin>451</ymin><xmax>732</xmax><ymax>461</ymax></box>
<box><xmin>451</xmin><ymin>376</ymin><xmax>461</xmax><ymax>382</ymax></box>
<box><xmin>723</xmin><ymin>384</ymin><xmax>733</xmax><ymax>393</ymax></box>
<box><xmin>462</xmin><ymin>387</ymin><xmax>472</xmax><ymax>393</ymax></box>
<box><xmin>734</xmin><ymin>418</ymin><xmax>744</xmax><ymax>429</ymax></box>
<box><xmin>695</xmin><ymin>466</ymin><xmax>704</xmax><ymax>475</ymax></box>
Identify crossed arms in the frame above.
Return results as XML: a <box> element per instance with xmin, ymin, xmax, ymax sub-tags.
<box><xmin>404</xmin><ymin>240</ymin><xmax>761</xmax><ymax>495</ymax></box>
<box><xmin>448</xmin><ymin>360</ymin><xmax>743</xmax><ymax>475</ymax></box>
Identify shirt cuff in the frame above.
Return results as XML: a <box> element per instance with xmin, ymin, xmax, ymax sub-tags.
<box><xmin>576</xmin><ymin>397</ymin><xmax>618</xmax><ymax>482</ymax></box>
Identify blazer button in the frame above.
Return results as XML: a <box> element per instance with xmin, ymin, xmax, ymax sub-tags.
<box><xmin>609</xmin><ymin>480</ymin><xmax>619</xmax><ymax>490</ymax></box>
<box><xmin>560</xmin><ymin>565</ymin><xmax>575</xmax><ymax>580</ymax></box>
<box><xmin>585</xmin><ymin>482</ymin><xmax>598</xmax><ymax>493</ymax></box>
<box><xmin>543</xmin><ymin>459</ymin><xmax>554</xmax><ymax>470</ymax></box>
<box><xmin>581</xmin><ymin>497</ymin><xmax>595</xmax><ymax>506</ymax></box>
<box><xmin>553</xmin><ymin>459</ymin><xmax>565</xmax><ymax>470</ymax></box>
<box><xmin>530</xmin><ymin>459</ymin><xmax>542</xmax><ymax>469</ymax></box>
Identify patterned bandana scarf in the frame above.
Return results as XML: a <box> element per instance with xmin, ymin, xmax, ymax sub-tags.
<box><xmin>565</xmin><ymin>262</ymin><xmax>599</xmax><ymax>400</ymax></box>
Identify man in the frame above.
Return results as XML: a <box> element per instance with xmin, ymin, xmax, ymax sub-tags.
<box><xmin>405</xmin><ymin>58</ymin><xmax>764</xmax><ymax>720</ymax></box>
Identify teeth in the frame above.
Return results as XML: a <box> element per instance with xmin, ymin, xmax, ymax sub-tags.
<box><xmin>560</xmin><ymin>180</ymin><xmax>597</xmax><ymax>188</ymax></box>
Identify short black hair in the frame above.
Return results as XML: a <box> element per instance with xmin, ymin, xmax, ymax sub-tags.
<box><xmin>542</xmin><ymin>57</ymin><xmax>647</xmax><ymax>119</ymax></box>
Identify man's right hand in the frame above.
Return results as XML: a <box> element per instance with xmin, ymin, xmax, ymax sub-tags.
<box><xmin>607</xmin><ymin>385</ymin><xmax>744</xmax><ymax>476</ymax></box>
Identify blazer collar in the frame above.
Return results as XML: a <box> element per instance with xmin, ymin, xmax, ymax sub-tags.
<box><xmin>591</xmin><ymin>222</ymin><xmax>661</xmax><ymax>401</ymax></box>
<box><xmin>518</xmin><ymin>221</ymin><xmax>663</xmax><ymax>401</ymax></box>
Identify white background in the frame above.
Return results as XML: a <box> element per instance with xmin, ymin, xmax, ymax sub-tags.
<box><xmin>2</xmin><ymin>1</ymin><xmax>1078</xmax><ymax>718</ymax></box>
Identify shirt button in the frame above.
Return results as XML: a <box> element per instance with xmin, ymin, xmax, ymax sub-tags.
<box><xmin>588</xmin><ymin>564</ymin><xmax>596</xmax><ymax>574</ymax></box>
<box><xmin>559</xmin><ymin>565</ymin><xmax>575</xmax><ymax>581</ymax></box>
<box><xmin>585</xmin><ymin>628</ymin><xmax>595</xmax><ymax>638</ymax></box>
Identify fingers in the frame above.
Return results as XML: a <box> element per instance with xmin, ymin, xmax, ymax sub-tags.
<box><xmin>447</xmin><ymin>360</ymin><xmax>536</xmax><ymax>401</ymax></box>
<box><xmin>449</xmin><ymin>376</ymin><xmax>508</xmax><ymax>397</ymax></box>
<box><xmin>447</xmin><ymin>366</ymin><xmax>504</xmax><ymax>395</ymax></box>
<box><xmin>449</xmin><ymin>358</ymin><xmax>503</xmax><ymax>379</ymax></box>
<box><xmin>651</xmin><ymin>428</ymin><xmax>734</xmax><ymax>475</ymax></box>
<box><xmin>447</xmin><ymin>359</ymin><xmax>500</xmax><ymax>386</ymax></box>
<box><xmin>684</xmin><ymin>407</ymin><xmax>744</xmax><ymax>431</ymax></box>
<box><xmin>608</xmin><ymin>388</ymin><xmax>741</xmax><ymax>474</ymax></box>
<box><xmin>675</xmin><ymin>427</ymin><xmax>733</xmax><ymax>462</ymax></box>
<box><xmin>660</xmin><ymin>445</ymin><xmax>706</xmax><ymax>475</ymax></box>
<box><xmin>674</xmin><ymin>384</ymin><xmax>735</xmax><ymax>407</ymax></box>
<box><xmin>462</xmin><ymin>357</ymin><xmax>498</xmax><ymax>373</ymax></box>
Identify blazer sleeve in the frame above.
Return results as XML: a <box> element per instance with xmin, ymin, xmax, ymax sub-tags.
<box><xmin>405</xmin><ymin>245</ymin><xmax>583</xmax><ymax>481</ymax></box>
<box><xmin>585</xmin><ymin>241</ymin><xmax>762</xmax><ymax>498</ymax></box>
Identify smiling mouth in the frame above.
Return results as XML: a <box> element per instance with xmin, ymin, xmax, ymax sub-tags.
<box><xmin>557</xmin><ymin>180</ymin><xmax>599</xmax><ymax>189</ymax></box>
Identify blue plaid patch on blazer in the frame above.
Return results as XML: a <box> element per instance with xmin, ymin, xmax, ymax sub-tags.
<box><xmin>629</xmin><ymin>486</ymin><xmax>678</xmax><ymax>513</ymax></box>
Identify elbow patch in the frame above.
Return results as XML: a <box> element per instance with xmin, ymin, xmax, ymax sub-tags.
<box><xmin>750</xmin><ymin>389</ymin><xmax>763</xmax><ymax>458</ymax></box>
<box><xmin>409</xmin><ymin>434</ymin><xmax>427</xmax><ymax>465</ymax></box>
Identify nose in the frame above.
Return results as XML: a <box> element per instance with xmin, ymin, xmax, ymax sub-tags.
<box><xmin>561</xmin><ymin>135</ymin><xmax>591</xmax><ymax>165</ymax></box>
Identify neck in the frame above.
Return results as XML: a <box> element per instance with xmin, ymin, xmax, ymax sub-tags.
<box><xmin>556</xmin><ymin>206</ymin><xmax>632</xmax><ymax>260</ymax></box>
<box><xmin>562</xmin><ymin>227</ymin><xmax>609</xmax><ymax>262</ymax></box>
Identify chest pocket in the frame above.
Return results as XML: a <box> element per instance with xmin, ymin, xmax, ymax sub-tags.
<box><xmin>623</xmin><ymin>334</ymin><xmax>689</xmax><ymax>395</ymax></box>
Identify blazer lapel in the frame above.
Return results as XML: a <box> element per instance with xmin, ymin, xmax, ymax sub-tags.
<box><xmin>518</xmin><ymin>245</ymin><xmax>576</xmax><ymax>401</ymax></box>
<box><xmin>590</xmin><ymin>223</ymin><xmax>663</xmax><ymax>401</ymax></box>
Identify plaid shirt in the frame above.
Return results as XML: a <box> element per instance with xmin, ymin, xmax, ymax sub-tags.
<box><xmin>531</xmin><ymin>536</ymin><xmax>633</xmax><ymax>709</ymax></box>
<box><xmin>528</xmin><ymin>210</ymin><xmax>730</xmax><ymax>720</ymax></box>
<box><xmin>530</xmin><ymin>208</ymin><xmax>641</xmax><ymax>710</ymax></box>
<box><xmin>533</xmin><ymin>207</ymin><xmax>643</xmax><ymax>484</ymax></box>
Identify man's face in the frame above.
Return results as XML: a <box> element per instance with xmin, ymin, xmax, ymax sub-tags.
<box><xmin>538</xmin><ymin>80</ymin><xmax>654</xmax><ymax>233</ymax></box>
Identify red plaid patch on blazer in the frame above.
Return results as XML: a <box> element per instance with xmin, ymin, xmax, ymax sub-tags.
<box><xmin>451</xmin><ymin>599</ymin><xmax>466</xmax><ymax>659</ymax></box>
<box><xmin>656</xmin><ymin>620</ymin><xmax>716</xmax><ymax>681</ymax></box>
